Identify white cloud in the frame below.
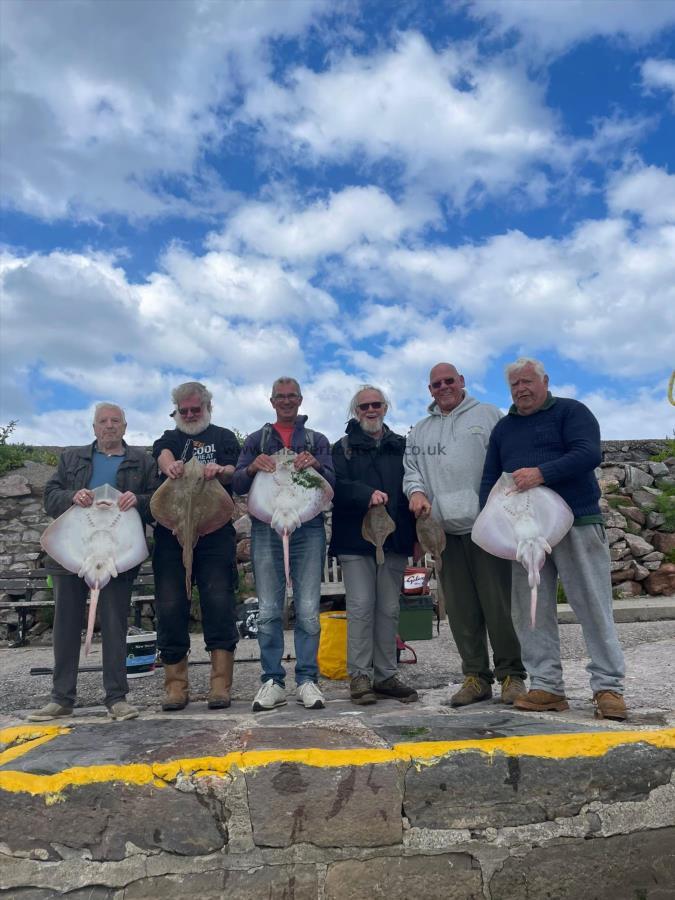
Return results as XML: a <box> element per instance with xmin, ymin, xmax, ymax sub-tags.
<box><xmin>607</xmin><ymin>165</ymin><xmax>675</xmax><ymax>225</ymax></box>
<box><xmin>470</xmin><ymin>0</ymin><xmax>675</xmax><ymax>54</ymax></box>
<box><xmin>214</xmin><ymin>186</ymin><xmax>436</xmax><ymax>261</ymax></box>
<box><xmin>242</xmin><ymin>31</ymin><xmax>567</xmax><ymax>207</ymax></box>
<box><xmin>0</xmin><ymin>0</ymin><xmax>324</xmax><ymax>220</ymax></box>
<box><xmin>641</xmin><ymin>58</ymin><xmax>675</xmax><ymax>106</ymax></box>
<box><xmin>579</xmin><ymin>383</ymin><xmax>675</xmax><ymax>440</ymax></box>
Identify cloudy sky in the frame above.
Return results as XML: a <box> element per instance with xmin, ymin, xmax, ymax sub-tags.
<box><xmin>1</xmin><ymin>0</ymin><xmax>674</xmax><ymax>446</ymax></box>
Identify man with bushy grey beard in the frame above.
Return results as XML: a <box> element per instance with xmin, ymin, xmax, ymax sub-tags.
<box><xmin>152</xmin><ymin>381</ymin><xmax>240</xmax><ymax>712</ymax></box>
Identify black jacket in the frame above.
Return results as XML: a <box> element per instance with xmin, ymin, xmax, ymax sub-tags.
<box><xmin>44</xmin><ymin>441</ymin><xmax>159</xmax><ymax>524</ymax></box>
<box><xmin>329</xmin><ymin>420</ymin><xmax>415</xmax><ymax>558</ymax></box>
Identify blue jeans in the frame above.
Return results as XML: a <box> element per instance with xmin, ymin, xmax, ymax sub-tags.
<box><xmin>251</xmin><ymin>516</ymin><xmax>325</xmax><ymax>686</ymax></box>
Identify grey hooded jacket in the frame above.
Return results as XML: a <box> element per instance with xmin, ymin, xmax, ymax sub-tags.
<box><xmin>403</xmin><ymin>393</ymin><xmax>502</xmax><ymax>535</ymax></box>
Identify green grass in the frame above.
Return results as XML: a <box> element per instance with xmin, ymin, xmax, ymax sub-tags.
<box><xmin>0</xmin><ymin>421</ymin><xmax>57</xmax><ymax>475</ymax></box>
<box><xmin>649</xmin><ymin>433</ymin><xmax>675</xmax><ymax>462</ymax></box>
<box><xmin>606</xmin><ymin>495</ymin><xmax>632</xmax><ymax>508</ymax></box>
<box><xmin>655</xmin><ymin>483</ymin><xmax>675</xmax><ymax>531</ymax></box>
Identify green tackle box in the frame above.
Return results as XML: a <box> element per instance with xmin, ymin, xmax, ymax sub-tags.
<box><xmin>398</xmin><ymin>593</ymin><xmax>434</xmax><ymax>641</ymax></box>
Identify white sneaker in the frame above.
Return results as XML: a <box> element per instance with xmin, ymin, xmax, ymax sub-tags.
<box><xmin>252</xmin><ymin>679</ymin><xmax>287</xmax><ymax>712</ymax></box>
<box><xmin>296</xmin><ymin>681</ymin><xmax>325</xmax><ymax>710</ymax></box>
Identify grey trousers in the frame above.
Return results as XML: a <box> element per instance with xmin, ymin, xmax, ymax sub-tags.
<box><xmin>339</xmin><ymin>553</ymin><xmax>407</xmax><ymax>683</ymax></box>
<box><xmin>51</xmin><ymin>573</ymin><xmax>132</xmax><ymax>708</ymax></box>
<box><xmin>511</xmin><ymin>524</ymin><xmax>625</xmax><ymax>695</ymax></box>
<box><xmin>440</xmin><ymin>534</ymin><xmax>524</xmax><ymax>683</ymax></box>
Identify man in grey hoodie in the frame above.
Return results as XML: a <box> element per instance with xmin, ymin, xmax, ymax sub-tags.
<box><xmin>403</xmin><ymin>363</ymin><xmax>526</xmax><ymax>706</ymax></box>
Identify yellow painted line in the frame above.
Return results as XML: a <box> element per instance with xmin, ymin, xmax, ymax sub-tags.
<box><xmin>0</xmin><ymin>725</ymin><xmax>69</xmax><ymax>767</ymax></box>
<box><xmin>0</xmin><ymin>727</ymin><xmax>673</xmax><ymax>797</ymax></box>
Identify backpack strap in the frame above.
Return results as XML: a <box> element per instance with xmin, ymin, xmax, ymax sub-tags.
<box><xmin>259</xmin><ymin>423</ymin><xmax>273</xmax><ymax>455</ymax></box>
<box><xmin>340</xmin><ymin>435</ymin><xmax>352</xmax><ymax>461</ymax></box>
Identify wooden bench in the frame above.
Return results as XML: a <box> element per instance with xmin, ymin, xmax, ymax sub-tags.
<box><xmin>0</xmin><ymin>565</ymin><xmax>156</xmax><ymax>647</ymax></box>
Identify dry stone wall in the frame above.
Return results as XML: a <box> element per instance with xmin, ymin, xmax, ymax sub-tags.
<box><xmin>0</xmin><ymin>440</ymin><xmax>673</xmax><ymax>603</ymax></box>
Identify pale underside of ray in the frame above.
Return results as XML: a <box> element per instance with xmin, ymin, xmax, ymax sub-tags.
<box><xmin>471</xmin><ymin>472</ymin><xmax>574</xmax><ymax>627</ymax></box>
<box><xmin>247</xmin><ymin>448</ymin><xmax>334</xmax><ymax>589</ymax></box>
<box><xmin>41</xmin><ymin>483</ymin><xmax>148</xmax><ymax>654</ymax></box>
<box><xmin>416</xmin><ymin>514</ymin><xmax>447</xmax><ymax>618</ymax></box>
<box><xmin>150</xmin><ymin>456</ymin><xmax>235</xmax><ymax>597</ymax></box>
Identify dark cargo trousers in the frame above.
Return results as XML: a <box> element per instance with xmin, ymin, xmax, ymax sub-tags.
<box><xmin>440</xmin><ymin>533</ymin><xmax>525</xmax><ymax>684</ymax></box>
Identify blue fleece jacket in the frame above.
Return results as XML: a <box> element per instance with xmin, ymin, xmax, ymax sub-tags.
<box><xmin>479</xmin><ymin>395</ymin><xmax>602</xmax><ymax>521</ymax></box>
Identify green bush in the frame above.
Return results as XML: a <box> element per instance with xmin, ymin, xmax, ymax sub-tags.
<box><xmin>0</xmin><ymin>421</ymin><xmax>58</xmax><ymax>475</ymax></box>
<box><xmin>650</xmin><ymin>432</ymin><xmax>675</xmax><ymax>462</ymax></box>
<box><xmin>655</xmin><ymin>483</ymin><xmax>675</xmax><ymax>532</ymax></box>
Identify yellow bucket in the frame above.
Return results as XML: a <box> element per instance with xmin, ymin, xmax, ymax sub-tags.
<box><xmin>317</xmin><ymin>612</ymin><xmax>348</xmax><ymax>680</ymax></box>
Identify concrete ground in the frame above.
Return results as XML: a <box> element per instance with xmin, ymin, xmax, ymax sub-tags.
<box><xmin>1</xmin><ymin>606</ymin><xmax>674</xmax><ymax>899</ymax></box>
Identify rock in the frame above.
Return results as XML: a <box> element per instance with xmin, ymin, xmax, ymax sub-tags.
<box><xmin>642</xmin><ymin>551</ymin><xmax>665</xmax><ymax>562</ymax></box>
<box><xmin>605</xmin><ymin>528</ymin><xmax>625</xmax><ymax>544</ymax></box>
<box><xmin>234</xmin><ymin>514</ymin><xmax>251</xmax><ymax>537</ymax></box>
<box><xmin>656</xmin><ymin>475</ymin><xmax>675</xmax><ymax>488</ymax></box>
<box><xmin>631</xmin><ymin>489</ymin><xmax>661</xmax><ymax>509</ymax></box>
<box><xmin>603</xmin><ymin>509</ymin><xmax>627</xmax><ymax>529</ymax></box>
<box><xmin>628</xmin><ymin>560</ymin><xmax>649</xmax><ymax>581</ymax></box>
<box><xmin>623</xmin><ymin>534</ymin><xmax>654</xmax><ymax>557</ymax></box>
<box><xmin>236</xmin><ymin>538</ymin><xmax>251</xmax><ymax>563</ymax></box>
<box><xmin>624</xmin><ymin>466</ymin><xmax>654</xmax><ymax>490</ymax></box>
<box><xmin>644</xmin><ymin>564</ymin><xmax>675</xmax><ymax>595</ymax></box>
<box><xmin>599</xmin><ymin>477</ymin><xmax>620</xmax><ymax>493</ymax></box>
<box><xmin>647</xmin><ymin>511</ymin><xmax>666</xmax><ymax>528</ymax></box>
<box><xmin>648</xmin><ymin>461</ymin><xmax>669</xmax><ymax>476</ymax></box>
<box><xmin>610</xmin><ymin>545</ymin><xmax>629</xmax><ymax>561</ymax></box>
<box><xmin>610</xmin><ymin>568</ymin><xmax>632</xmax><ymax>583</ymax></box>
<box><xmin>643</xmin><ymin>561</ymin><xmax>662</xmax><ymax>571</ymax></box>
<box><xmin>598</xmin><ymin>465</ymin><xmax>626</xmax><ymax>483</ymax></box>
<box><xmin>621</xmin><ymin>506</ymin><xmax>646</xmax><ymax>526</ymax></box>
<box><xmin>623</xmin><ymin>518</ymin><xmax>642</xmax><ymax>535</ymax></box>
<box><xmin>0</xmin><ymin>475</ymin><xmax>31</xmax><ymax>498</ymax></box>
<box><xmin>652</xmin><ymin>532</ymin><xmax>675</xmax><ymax>554</ymax></box>
<box><xmin>614</xmin><ymin>580</ymin><xmax>643</xmax><ymax>597</ymax></box>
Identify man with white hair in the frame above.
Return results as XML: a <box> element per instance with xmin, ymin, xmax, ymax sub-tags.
<box><xmin>233</xmin><ymin>377</ymin><xmax>334</xmax><ymax>712</ymax></box>
<box><xmin>404</xmin><ymin>363</ymin><xmax>526</xmax><ymax>707</ymax></box>
<box><xmin>30</xmin><ymin>403</ymin><xmax>158</xmax><ymax>722</ymax></box>
<box><xmin>331</xmin><ymin>385</ymin><xmax>418</xmax><ymax>704</ymax></box>
<box><xmin>153</xmin><ymin>382</ymin><xmax>240</xmax><ymax>712</ymax></box>
<box><xmin>480</xmin><ymin>357</ymin><xmax>627</xmax><ymax>720</ymax></box>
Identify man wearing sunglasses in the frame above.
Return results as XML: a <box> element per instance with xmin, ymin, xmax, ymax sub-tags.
<box><xmin>152</xmin><ymin>381</ymin><xmax>240</xmax><ymax>712</ymax></box>
<box><xmin>330</xmin><ymin>386</ymin><xmax>418</xmax><ymax>705</ymax></box>
<box><xmin>233</xmin><ymin>377</ymin><xmax>335</xmax><ymax>712</ymax></box>
<box><xmin>403</xmin><ymin>363</ymin><xmax>525</xmax><ymax>707</ymax></box>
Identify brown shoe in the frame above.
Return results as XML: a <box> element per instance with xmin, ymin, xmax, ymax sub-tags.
<box><xmin>450</xmin><ymin>675</ymin><xmax>492</xmax><ymax>707</ymax></box>
<box><xmin>514</xmin><ymin>689</ymin><xmax>569</xmax><ymax>712</ymax></box>
<box><xmin>500</xmin><ymin>675</ymin><xmax>527</xmax><ymax>705</ymax></box>
<box><xmin>208</xmin><ymin>649</ymin><xmax>233</xmax><ymax>709</ymax></box>
<box><xmin>350</xmin><ymin>675</ymin><xmax>376</xmax><ymax>706</ymax></box>
<box><xmin>593</xmin><ymin>691</ymin><xmax>627</xmax><ymax>721</ymax></box>
<box><xmin>162</xmin><ymin>657</ymin><xmax>189</xmax><ymax>711</ymax></box>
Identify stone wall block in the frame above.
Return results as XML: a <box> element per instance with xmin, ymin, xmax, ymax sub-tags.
<box><xmin>489</xmin><ymin>827</ymin><xmax>675</xmax><ymax>900</ymax></box>
<box><xmin>621</xmin><ymin>506</ymin><xmax>646</xmax><ymax>525</ymax></box>
<box><xmin>0</xmin><ymin>475</ymin><xmax>31</xmax><ymax>498</ymax></box>
<box><xmin>652</xmin><ymin>532</ymin><xmax>675</xmax><ymax>554</ymax></box>
<box><xmin>246</xmin><ymin>761</ymin><xmax>404</xmax><ymax>848</ymax></box>
<box><xmin>631</xmin><ymin>489</ymin><xmax>661</xmax><ymax>509</ymax></box>
<box><xmin>644</xmin><ymin>564</ymin><xmax>675</xmax><ymax>595</ymax></box>
<box><xmin>614</xmin><ymin>580</ymin><xmax>643</xmax><ymax>597</ymax></box>
<box><xmin>623</xmin><ymin>534</ymin><xmax>654</xmax><ymax>557</ymax></box>
<box><xmin>605</xmin><ymin>528</ymin><xmax>625</xmax><ymax>544</ymax></box>
<box><xmin>649</xmin><ymin>461</ymin><xmax>669</xmax><ymax>476</ymax></box>
<box><xmin>124</xmin><ymin>865</ymin><xmax>319</xmax><ymax>900</ymax></box>
<box><xmin>624</xmin><ymin>466</ymin><xmax>655</xmax><ymax>490</ymax></box>
<box><xmin>603</xmin><ymin>509</ymin><xmax>627</xmax><ymax>529</ymax></box>
<box><xmin>325</xmin><ymin>854</ymin><xmax>483</xmax><ymax>900</ymax></box>
<box><xmin>404</xmin><ymin>746</ymin><xmax>675</xmax><ymax>831</ymax></box>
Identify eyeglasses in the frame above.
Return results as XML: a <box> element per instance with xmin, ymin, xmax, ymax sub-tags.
<box><xmin>177</xmin><ymin>406</ymin><xmax>202</xmax><ymax>415</ymax></box>
<box><xmin>357</xmin><ymin>401</ymin><xmax>384</xmax><ymax>411</ymax></box>
<box><xmin>430</xmin><ymin>377</ymin><xmax>457</xmax><ymax>389</ymax></box>
<box><xmin>273</xmin><ymin>393</ymin><xmax>300</xmax><ymax>401</ymax></box>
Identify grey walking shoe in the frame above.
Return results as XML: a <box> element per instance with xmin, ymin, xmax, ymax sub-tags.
<box><xmin>350</xmin><ymin>674</ymin><xmax>377</xmax><ymax>705</ymax></box>
<box><xmin>500</xmin><ymin>675</ymin><xmax>527</xmax><ymax>705</ymax></box>
<box><xmin>373</xmin><ymin>675</ymin><xmax>418</xmax><ymax>703</ymax></box>
<box><xmin>108</xmin><ymin>700</ymin><xmax>139</xmax><ymax>721</ymax></box>
<box><xmin>28</xmin><ymin>702</ymin><xmax>74</xmax><ymax>722</ymax></box>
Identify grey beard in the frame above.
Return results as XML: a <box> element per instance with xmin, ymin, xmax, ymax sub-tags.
<box><xmin>178</xmin><ymin>411</ymin><xmax>212</xmax><ymax>436</ymax></box>
<box><xmin>360</xmin><ymin>416</ymin><xmax>384</xmax><ymax>435</ymax></box>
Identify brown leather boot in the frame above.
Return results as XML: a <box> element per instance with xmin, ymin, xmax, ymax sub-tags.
<box><xmin>207</xmin><ymin>649</ymin><xmax>234</xmax><ymax>709</ymax></box>
<box><xmin>162</xmin><ymin>657</ymin><xmax>189</xmax><ymax>711</ymax></box>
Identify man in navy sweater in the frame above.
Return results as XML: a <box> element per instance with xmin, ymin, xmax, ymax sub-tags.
<box><xmin>480</xmin><ymin>357</ymin><xmax>627</xmax><ymax>721</ymax></box>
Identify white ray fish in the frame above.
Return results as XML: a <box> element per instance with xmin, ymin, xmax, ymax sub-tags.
<box><xmin>41</xmin><ymin>483</ymin><xmax>148</xmax><ymax>654</ymax></box>
<box><xmin>247</xmin><ymin>448</ymin><xmax>334</xmax><ymax>588</ymax></box>
<box><xmin>471</xmin><ymin>472</ymin><xmax>573</xmax><ymax>627</ymax></box>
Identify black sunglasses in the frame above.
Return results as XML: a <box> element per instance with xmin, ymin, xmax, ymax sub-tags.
<box><xmin>177</xmin><ymin>406</ymin><xmax>202</xmax><ymax>415</ymax></box>
<box><xmin>357</xmin><ymin>401</ymin><xmax>384</xmax><ymax>411</ymax></box>
<box><xmin>430</xmin><ymin>377</ymin><xmax>456</xmax><ymax>389</ymax></box>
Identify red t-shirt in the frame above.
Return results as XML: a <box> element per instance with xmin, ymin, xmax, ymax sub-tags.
<box><xmin>272</xmin><ymin>423</ymin><xmax>294</xmax><ymax>448</ymax></box>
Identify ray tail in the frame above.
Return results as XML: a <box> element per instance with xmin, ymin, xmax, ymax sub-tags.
<box><xmin>84</xmin><ymin>585</ymin><xmax>100</xmax><ymax>655</ymax></box>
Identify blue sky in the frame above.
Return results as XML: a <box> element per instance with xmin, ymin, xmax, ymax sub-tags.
<box><xmin>1</xmin><ymin>0</ymin><xmax>674</xmax><ymax>447</ymax></box>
